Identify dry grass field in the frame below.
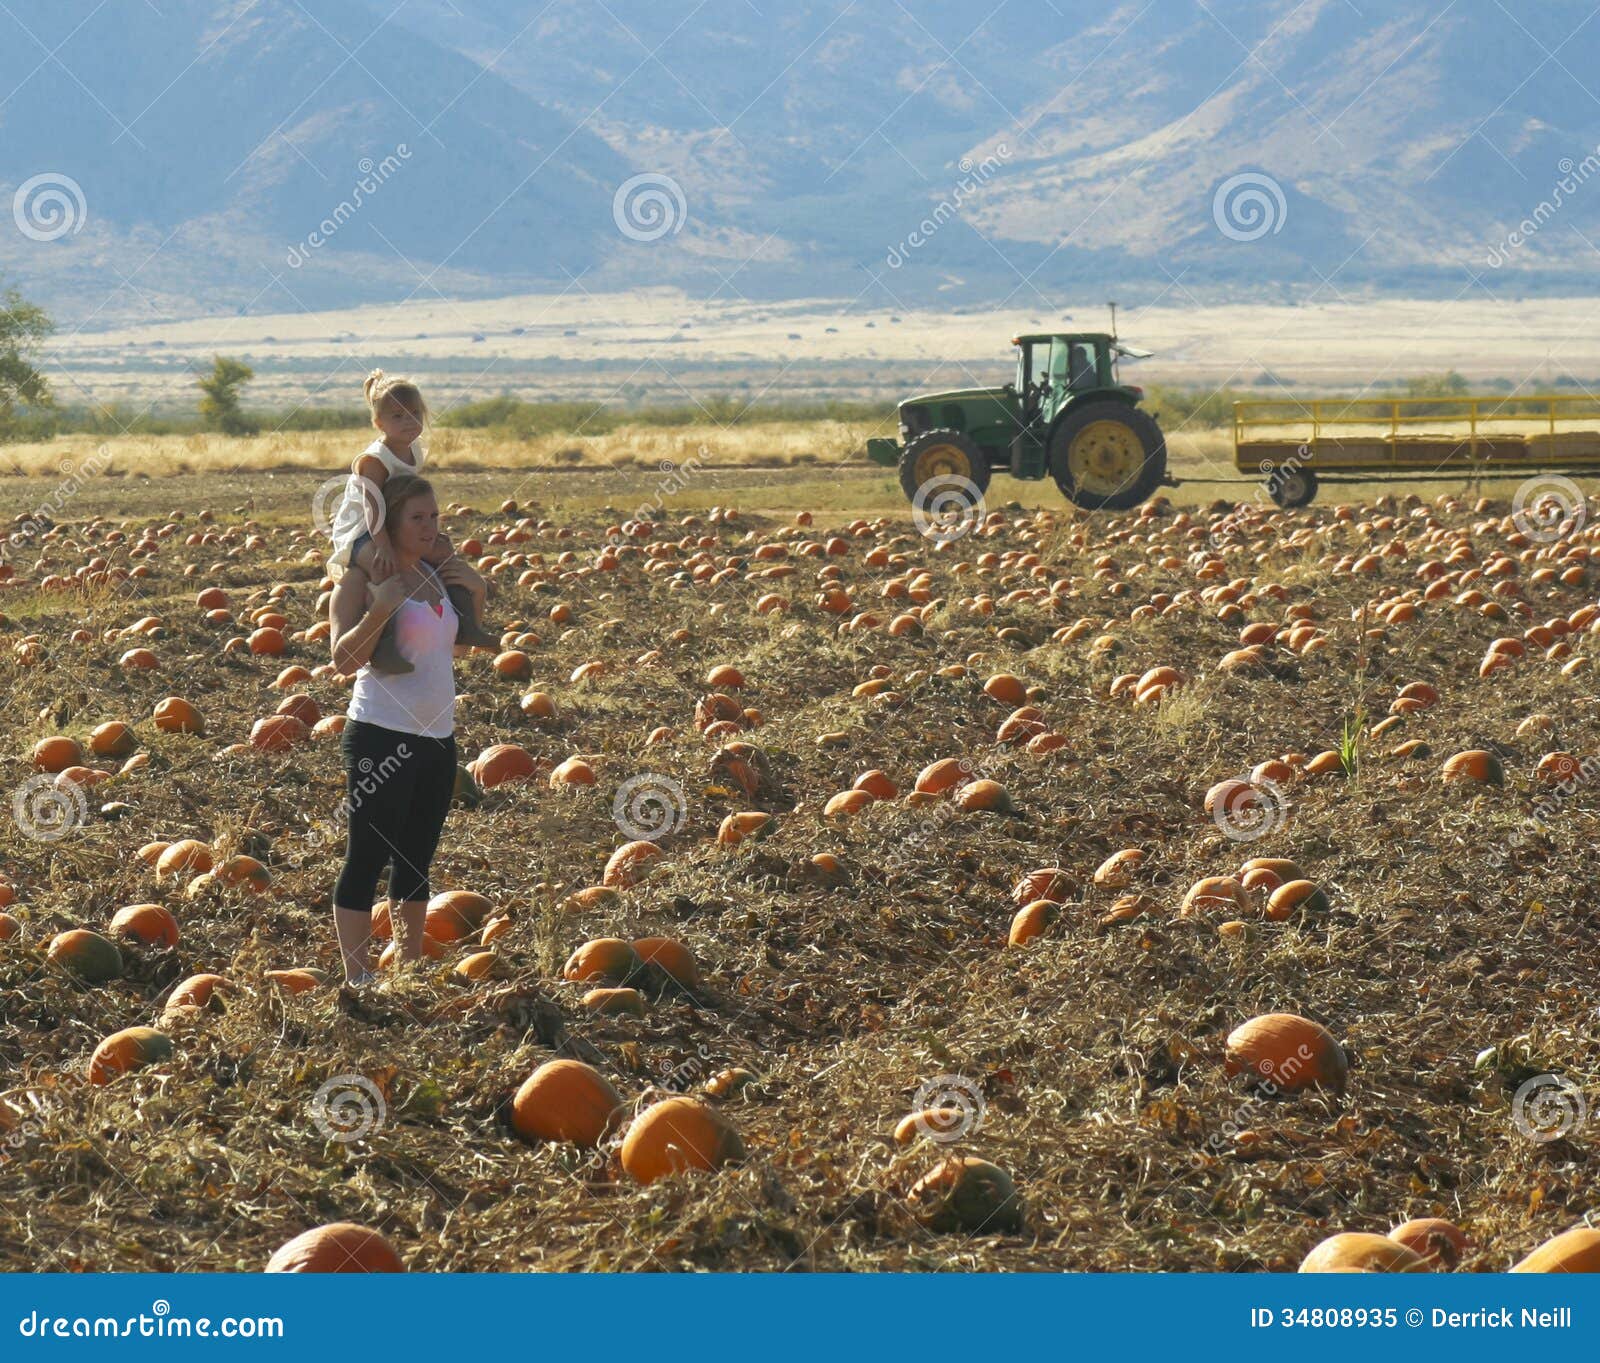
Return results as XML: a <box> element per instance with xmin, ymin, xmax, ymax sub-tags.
<box><xmin>1</xmin><ymin>453</ymin><xmax>1597</xmax><ymax>1273</ymax></box>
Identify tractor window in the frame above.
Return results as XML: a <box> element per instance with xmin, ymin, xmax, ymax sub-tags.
<box><xmin>1018</xmin><ymin>342</ymin><xmax>1051</xmax><ymax>413</ymax></box>
<box><xmin>1047</xmin><ymin>342</ymin><xmax>1069</xmax><ymax>390</ymax></box>
<box><xmin>1067</xmin><ymin>343</ymin><xmax>1098</xmax><ymax>390</ymax></box>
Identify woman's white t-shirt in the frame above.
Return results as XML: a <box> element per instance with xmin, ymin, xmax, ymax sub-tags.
<box><xmin>330</xmin><ymin>438</ymin><xmax>426</xmax><ymax>551</ymax></box>
<box><xmin>347</xmin><ymin>567</ymin><xmax>457</xmax><ymax>738</ymax></box>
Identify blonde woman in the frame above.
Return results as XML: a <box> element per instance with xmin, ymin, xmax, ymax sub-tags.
<box><xmin>328</xmin><ymin>369</ymin><xmax>497</xmax><ymax>672</ymax></box>
<box><xmin>328</xmin><ymin>474</ymin><xmax>485</xmax><ymax>987</ymax></box>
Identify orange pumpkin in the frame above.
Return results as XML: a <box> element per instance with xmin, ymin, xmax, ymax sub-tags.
<box><xmin>1510</xmin><ymin>1226</ymin><xmax>1600</xmax><ymax>1273</ymax></box>
<box><xmin>88</xmin><ymin>1026</ymin><xmax>172</xmax><ymax>1085</ymax></box>
<box><xmin>982</xmin><ymin>673</ymin><xmax>1027</xmax><ymax>705</ymax></box>
<box><xmin>265</xmin><ymin>1223</ymin><xmax>404</xmax><ymax>1273</ymax></box>
<box><xmin>472</xmin><ymin>743</ymin><xmax>538</xmax><ymax>789</ymax></box>
<box><xmin>88</xmin><ymin>721</ymin><xmax>137</xmax><ymax>759</ymax></box>
<box><xmin>914</xmin><ymin>758</ymin><xmax>973</xmax><ymax>795</ymax></box>
<box><xmin>1264</xmin><ymin>880</ymin><xmax>1329</xmax><ymax>921</ymax></box>
<box><xmin>248</xmin><ymin>626</ymin><xmax>286</xmax><ymax>655</ymax></box>
<box><xmin>823</xmin><ymin>789</ymin><xmax>874</xmax><ymax>817</ymax></box>
<box><xmin>108</xmin><ymin>903</ymin><xmax>180</xmax><ymax>948</ymax></box>
<box><xmin>1092</xmin><ymin>849</ymin><xmax>1144</xmax><ymax>888</ymax></box>
<box><xmin>1179</xmin><ymin>876</ymin><xmax>1247</xmax><ymax>917</ymax></box>
<box><xmin>582</xmin><ymin>986</ymin><xmax>646</xmax><ymax>1016</ymax></box>
<box><xmin>153</xmin><ymin>697</ymin><xmax>205</xmax><ymax>734</ymax></box>
<box><xmin>157</xmin><ymin>839</ymin><xmax>214</xmax><ymax>879</ymax></box>
<box><xmin>451</xmin><ymin>947</ymin><xmax>499</xmax><ymax>979</ymax></box>
<box><xmin>518</xmin><ymin>690</ymin><xmax>559</xmax><ymax>723</ymax></box>
<box><xmin>1008</xmin><ymin>900</ymin><xmax>1056</xmax><ymax>946</ymax></box>
<box><xmin>511</xmin><ymin>1059</ymin><xmax>624</xmax><ymax>1146</ymax></box>
<box><xmin>633</xmin><ymin>935</ymin><xmax>699</xmax><ymax>988</ymax></box>
<box><xmin>46</xmin><ymin>928</ymin><xmax>124</xmax><ymax>983</ymax></box>
<box><xmin>907</xmin><ymin>1156</ymin><xmax>1022</xmax><ymax>1232</ymax></box>
<box><xmin>620</xmin><ymin>1096</ymin><xmax>744</xmax><ymax>1184</ymax></box>
<box><xmin>250</xmin><ymin>714</ymin><xmax>310</xmax><ymax>752</ymax></box>
<box><xmin>31</xmin><ymin>736</ymin><xmax>82</xmax><ymax>773</ymax></box>
<box><xmin>163</xmin><ymin>972</ymin><xmax>235</xmax><ymax>1017</ymax></box>
<box><xmin>275</xmin><ymin>693</ymin><xmax>322</xmax><ymax>727</ymax></box>
<box><xmin>1224</xmin><ymin>1013</ymin><xmax>1347</xmax><ymax>1091</ymax></box>
<box><xmin>717</xmin><ymin>811</ymin><xmax>772</xmax><ymax>845</ymax></box>
<box><xmin>1440</xmin><ymin>750</ymin><xmax>1504</xmax><ymax>786</ymax></box>
<box><xmin>1299</xmin><ymin>1233</ymin><xmax>1426</xmax><ymax>1273</ymax></box>
<box><xmin>214</xmin><ymin>855</ymin><xmax>269</xmax><ymax>892</ymax></box>
<box><xmin>954</xmin><ymin>779</ymin><xmax>1014</xmax><ymax>813</ymax></box>
<box><xmin>1389</xmin><ymin>1217</ymin><xmax>1471</xmax><ymax>1270</ymax></box>
<box><xmin>549</xmin><ymin>756</ymin><xmax>597</xmax><ymax>787</ymax></box>
<box><xmin>1012</xmin><ymin>868</ymin><xmax>1075</xmax><ymax>905</ymax></box>
<box><xmin>423</xmin><ymin>890</ymin><xmax>495</xmax><ymax>942</ymax></box>
<box><xmin>563</xmin><ymin>938</ymin><xmax>641</xmax><ymax>984</ymax></box>
<box><xmin>852</xmin><ymin>769</ymin><xmax>899</xmax><ymax>800</ymax></box>
<box><xmin>602</xmin><ymin>840</ymin><xmax>662</xmax><ymax>889</ymax></box>
<box><xmin>265</xmin><ymin>968</ymin><xmax>326</xmax><ymax>995</ymax></box>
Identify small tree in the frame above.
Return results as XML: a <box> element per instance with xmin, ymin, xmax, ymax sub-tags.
<box><xmin>197</xmin><ymin>355</ymin><xmax>257</xmax><ymax>436</ymax></box>
<box><xmin>0</xmin><ymin>281</ymin><xmax>54</xmax><ymax>439</ymax></box>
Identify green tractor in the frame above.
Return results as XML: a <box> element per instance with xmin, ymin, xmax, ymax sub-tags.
<box><xmin>867</xmin><ymin>332</ymin><xmax>1170</xmax><ymax>515</ymax></box>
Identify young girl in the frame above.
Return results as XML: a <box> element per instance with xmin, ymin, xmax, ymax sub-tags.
<box><xmin>329</xmin><ymin>370</ymin><xmax>498</xmax><ymax>672</ymax></box>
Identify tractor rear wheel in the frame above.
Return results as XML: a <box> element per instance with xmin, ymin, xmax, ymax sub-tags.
<box><xmin>898</xmin><ymin>429</ymin><xmax>992</xmax><ymax>509</ymax></box>
<box><xmin>1048</xmin><ymin>402</ymin><xmax>1166</xmax><ymax>511</ymax></box>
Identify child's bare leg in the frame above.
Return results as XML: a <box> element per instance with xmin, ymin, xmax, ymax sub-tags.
<box><xmin>347</xmin><ymin>549</ymin><xmax>413</xmax><ymax>675</ymax></box>
<box><xmin>425</xmin><ymin>535</ymin><xmax>497</xmax><ymax>649</ymax></box>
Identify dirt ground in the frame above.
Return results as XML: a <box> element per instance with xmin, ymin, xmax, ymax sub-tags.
<box><xmin>0</xmin><ymin>455</ymin><xmax>1596</xmax><ymax>1272</ymax></box>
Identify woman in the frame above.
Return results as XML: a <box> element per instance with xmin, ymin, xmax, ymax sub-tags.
<box><xmin>328</xmin><ymin>473</ymin><xmax>488</xmax><ymax>988</ymax></box>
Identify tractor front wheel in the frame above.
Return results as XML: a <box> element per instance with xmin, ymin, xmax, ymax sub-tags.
<box><xmin>1048</xmin><ymin>402</ymin><xmax>1167</xmax><ymax>511</ymax></box>
<box><xmin>898</xmin><ymin>429</ymin><xmax>992</xmax><ymax>511</ymax></box>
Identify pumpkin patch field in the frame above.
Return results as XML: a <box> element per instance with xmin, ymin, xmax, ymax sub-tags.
<box><xmin>2</xmin><ymin>477</ymin><xmax>1598</xmax><ymax>1273</ymax></box>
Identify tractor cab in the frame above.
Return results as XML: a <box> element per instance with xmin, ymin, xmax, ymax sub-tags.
<box><xmin>867</xmin><ymin>331</ymin><xmax>1167</xmax><ymax>513</ymax></box>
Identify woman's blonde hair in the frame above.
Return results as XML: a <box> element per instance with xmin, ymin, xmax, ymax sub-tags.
<box><xmin>363</xmin><ymin>369</ymin><xmax>429</xmax><ymax>427</ymax></box>
<box><xmin>381</xmin><ymin>473</ymin><xmax>436</xmax><ymax>529</ymax></box>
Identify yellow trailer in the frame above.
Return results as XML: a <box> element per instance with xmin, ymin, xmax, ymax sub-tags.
<box><xmin>1232</xmin><ymin>395</ymin><xmax>1600</xmax><ymax>506</ymax></box>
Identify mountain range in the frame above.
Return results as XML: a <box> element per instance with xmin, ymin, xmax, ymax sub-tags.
<box><xmin>3</xmin><ymin>0</ymin><xmax>1599</xmax><ymax>328</ymax></box>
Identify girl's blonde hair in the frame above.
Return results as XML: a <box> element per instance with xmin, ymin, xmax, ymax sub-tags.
<box><xmin>363</xmin><ymin>368</ymin><xmax>429</xmax><ymax>426</ymax></box>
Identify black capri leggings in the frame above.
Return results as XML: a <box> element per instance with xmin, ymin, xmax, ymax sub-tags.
<box><xmin>333</xmin><ymin>719</ymin><xmax>456</xmax><ymax>911</ymax></box>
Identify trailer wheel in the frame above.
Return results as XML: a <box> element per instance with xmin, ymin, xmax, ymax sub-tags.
<box><xmin>1266</xmin><ymin>465</ymin><xmax>1318</xmax><ymax>509</ymax></box>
